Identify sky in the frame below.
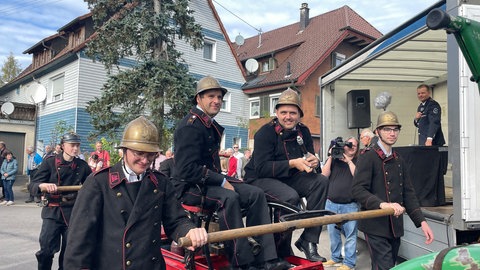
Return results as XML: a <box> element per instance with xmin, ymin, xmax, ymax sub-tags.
<box><xmin>0</xmin><ymin>0</ymin><xmax>440</xmax><ymax>71</ymax></box>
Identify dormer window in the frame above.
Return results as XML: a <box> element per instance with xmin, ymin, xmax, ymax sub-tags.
<box><xmin>261</xmin><ymin>57</ymin><xmax>276</xmax><ymax>72</ymax></box>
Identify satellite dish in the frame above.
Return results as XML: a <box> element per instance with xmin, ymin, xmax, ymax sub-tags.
<box><xmin>1</xmin><ymin>102</ymin><xmax>15</xmax><ymax>116</ymax></box>
<box><xmin>235</xmin><ymin>34</ymin><xmax>245</xmax><ymax>46</ymax></box>
<box><xmin>245</xmin><ymin>58</ymin><xmax>259</xmax><ymax>73</ymax></box>
<box><xmin>25</xmin><ymin>82</ymin><xmax>47</xmax><ymax>104</ymax></box>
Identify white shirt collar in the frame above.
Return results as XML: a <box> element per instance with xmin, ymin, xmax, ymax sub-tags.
<box><xmin>122</xmin><ymin>163</ymin><xmax>144</xmax><ymax>183</ymax></box>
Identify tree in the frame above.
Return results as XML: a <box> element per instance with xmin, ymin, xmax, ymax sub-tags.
<box><xmin>84</xmin><ymin>0</ymin><xmax>204</xmax><ymax>150</ymax></box>
<box><xmin>0</xmin><ymin>52</ymin><xmax>22</xmax><ymax>86</ymax></box>
<box><xmin>50</xmin><ymin>120</ymin><xmax>74</xmax><ymax>146</ymax></box>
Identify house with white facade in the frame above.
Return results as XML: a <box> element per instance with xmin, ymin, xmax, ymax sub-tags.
<box><xmin>0</xmin><ymin>0</ymin><xmax>248</xmax><ymax>173</ymax></box>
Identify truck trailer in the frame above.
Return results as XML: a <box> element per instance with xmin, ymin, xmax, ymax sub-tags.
<box><xmin>319</xmin><ymin>0</ymin><xmax>480</xmax><ymax>260</ymax></box>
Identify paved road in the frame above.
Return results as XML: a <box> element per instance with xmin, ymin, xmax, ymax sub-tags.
<box><xmin>0</xmin><ymin>176</ymin><xmax>371</xmax><ymax>270</ymax></box>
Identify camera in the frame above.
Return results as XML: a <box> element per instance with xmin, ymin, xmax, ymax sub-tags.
<box><xmin>330</xmin><ymin>137</ymin><xmax>353</xmax><ymax>159</ymax></box>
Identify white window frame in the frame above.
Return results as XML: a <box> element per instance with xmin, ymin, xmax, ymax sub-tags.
<box><xmin>269</xmin><ymin>93</ymin><xmax>281</xmax><ymax>116</ymax></box>
<box><xmin>203</xmin><ymin>39</ymin><xmax>217</xmax><ymax>62</ymax></box>
<box><xmin>220</xmin><ymin>92</ymin><xmax>231</xmax><ymax>112</ymax></box>
<box><xmin>49</xmin><ymin>74</ymin><xmax>65</xmax><ymax>103</ymax></box>
<box><xmin>249</xmin><ymin>97</ymin><xmax>260</xmax><ymax>119</ymax></box>
<box><xmin>332</xmin><ymin>52</ymin><xmax>346</xmax><ymax>68</ymax></box>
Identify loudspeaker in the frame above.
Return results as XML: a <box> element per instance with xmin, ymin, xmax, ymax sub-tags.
<box><xmin>347</xmin><ymin>90</ymin><xmax>371</xmax><ymax>129</ymax></box>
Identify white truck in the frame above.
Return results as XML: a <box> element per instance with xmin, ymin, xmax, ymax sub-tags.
<box><xmin>319</xmin><ymin>0</ymin><xmax>480</xmax><ymax>260</ymax></box>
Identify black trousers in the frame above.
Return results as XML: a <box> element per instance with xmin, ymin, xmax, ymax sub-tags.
<box><xmin>364</xmin><ymin>233</ymin><xmax>401</xmax><ymax>270</ymax></box>
<box><xmin>249</xmin><ymin>172</ymin><xmax>328</xmax><ymax>256</ymax></box>
<box><xmin>182</xmin><ymin>182</ymin><xmax>277</xmax><ymax>267</ymax></box>
<box><xmin>36</xmin><ymin>217</ymin><xmax>68</xmax><ymax>270</ymax></box>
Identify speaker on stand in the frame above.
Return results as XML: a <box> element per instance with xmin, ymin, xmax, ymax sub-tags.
<box><xmin>347</xmin><ymin>90</ymin><xmax>371</xmax><ymax>138</ymax></box>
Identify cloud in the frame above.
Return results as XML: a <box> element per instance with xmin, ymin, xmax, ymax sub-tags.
<box><xmin>0</xmin><ymin>0</ymin><xmax>439</xmax><ymax>70</ymax></box>
<box><xmin>214</xmin><ymin>0</ymin><xmax>439</xmax><ymax>40</ymax></box>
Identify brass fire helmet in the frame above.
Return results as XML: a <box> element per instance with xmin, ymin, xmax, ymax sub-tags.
<box><xmin>193</xmin><ymin>76</ymin><xmax>228</xmax><ymax>104</ymax></box>
<box><xmin>275</xmin><ymin>87</ymin><xmax>304</xmax><ymax>117</ymax></box>
<box><xmin>376</xmin><ymin>111</ymin><xmax>402</xmax><ymax>130</ymax></box>
<box><xmin>118</xmin><ymin>116</ymin><xmax>161</xmax><ymax>153</ymax></box>
<box><xmin>61</xmin><ymin>132</ymin><xmax>81</xmax><ymax>144</ymax></box>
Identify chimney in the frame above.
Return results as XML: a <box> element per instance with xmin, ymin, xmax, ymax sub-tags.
<box><xmin>300</xmin><ymin>3</ymin><xmax>310</xmax><ymax>31</ymax></box>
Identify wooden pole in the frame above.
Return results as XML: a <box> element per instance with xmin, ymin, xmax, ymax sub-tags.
<box><xmin>178</xmin><ymin>208</ymin><xmax>394</xmax><ymax>247</ymax></box>
<box><xmin>40</xmin><ymin>185</ymin><xmax>82</xmax><ymax>192</ymax></box>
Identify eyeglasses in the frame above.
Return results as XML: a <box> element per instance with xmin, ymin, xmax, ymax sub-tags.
<box><xmin>381</xmin><ymin>127</ymin><xmax>401</xmax><ymax>133</ymax></box>
<box><xmin>129</xmin><ymin>150</ymin><xmax>158</xmax><ymax>161</ymax></box>
<box><xmin>233</xmin><ymin>146</ymin><xmax>239</xmax><ymax>149</ymax></box>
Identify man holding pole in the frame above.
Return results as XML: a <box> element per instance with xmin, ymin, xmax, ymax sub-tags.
<box><xmin>64</xmin><ymin>116</ymin><xmax>208</xmax><ymax>269</ymax></box>
<box><xmin>352</xmin><ymin>111</ymin><xmax>434</xmax><ymax>270</ymax></box>
<box><xmin>29</xmin><ymin>132</ymin><xmax>91</xmax><ymax>270</ymax></box>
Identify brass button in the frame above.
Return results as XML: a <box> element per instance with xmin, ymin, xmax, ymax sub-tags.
<box><xmin>126</xmin><ymin>243</ymin><xmax>131</xmax><ymax>248</ymax></box>
<box><xmin>126</xmin><ymin>260</ymin><xmax>131</xmax><ymax>266</ymax></box>
<box><xmin>153</xmin><ymin>189</ymin><xmax>158</xmax><ymax>194</ymax></box>
<box><xmin>117</xmin><ymin>192</ymin><xmax>122</xmax><ymax>197</ymax></box>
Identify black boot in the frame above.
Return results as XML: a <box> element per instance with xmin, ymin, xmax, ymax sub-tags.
<box><xmin>294</xmin><ymin>237</ymin><xmax>326</xmax><ymax>262</ymax></box>
<box><xmin>263</xmin><ymin>259</ymin><xmax>291</xmax><ymax>270</ymax></box>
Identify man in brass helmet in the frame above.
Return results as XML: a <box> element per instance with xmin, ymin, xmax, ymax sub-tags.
<box><xmin>352</xmin><ymin>111</ymin><xmax>434</xmax><ymax>270</ymax></box>
<box><xmin>64</xmin><ymin>116</ymin><xmax>207</xmax><ymax>270</ymax></box>
<box><xmin>244</xmin><ymin>87</ymin><xmax>329</xmax><ymax>262</ymax></box>
<box><xmin>29</xmin><ymin>132</ymin><xmax>91</xmax><ymax>270</ymax></box>
<box><xmin>173</xmin><ymin>76</ymin><xmax>290</xmax><ymax>270</ymax></box>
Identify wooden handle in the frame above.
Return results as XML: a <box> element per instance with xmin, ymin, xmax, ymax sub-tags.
<box><xmin>178</xmin><ymin>208</ymin><xmax>394</xmax><ymax>247</ymax></box>
<box><xmin>40</xmin><ymin>185</ymin><xmax>82</xmax><ymax>192</ymax></box>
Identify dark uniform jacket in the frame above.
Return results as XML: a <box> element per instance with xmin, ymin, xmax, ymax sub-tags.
<box><xmin>64</xmin><ymin>162</ymin><xmax>196</xmax><ymax>270</ymax></box>
<box><xmin>30</xmin><ymin>154</ymin><xmax>91</xmax><ymax>222</ymax></box>
<box><xmin>414</xmin><ymin>97</ymin><xmax>445</xmax><ymax>146</ymax></box>
<box><xmin>244</xmin><ymin>118</ymin><xmax>317</xmax><ymax>181</ymax></box>
<box><xmin>159</xmin><ymin>158</ymin><xmax>175</xmax><ymax>178</ymax></box>
<box><xmin>352</xmin><ymin>144</ymin><xmax>426</xmax><ymax>239</ymax></box>
<box><xmin>172</xmin><ymin>107</ymin><xmax>227</xmax><ymax>197</ymax></box>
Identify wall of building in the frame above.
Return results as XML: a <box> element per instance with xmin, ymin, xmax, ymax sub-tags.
<box><xmin>321</xmin><ymin>79</ymin><xmax>448</xmax><ymax>159</ymax></box>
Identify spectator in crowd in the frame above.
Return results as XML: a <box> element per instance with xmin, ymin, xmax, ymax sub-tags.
<box><xmin>244</xmin><ymin>88</ymin><xmax>329</xmax><ymax>262</ymax></box>
<box><xmin>29</xmin><ymin>132</ymin><xmax>91</xmax><ymax>270</ymax></box>
<box><xmin>1</xmin><ymin>151</ymin><xmax>18</xmax><ymax>206</ymax></box>
<box><xmin>54</xmin><ymin>144</ymin><xmax>62</xmax><ymax>155</ymax></box>
<box><xmin>90</xmin><ymin>141</ymin><xmax>110</xmax><ymax>169</ymax></box>
<box><xmin>88</xmin><ymin>154</ymin><xmax>103</xmax><ymax>172</ymax></box>
<box><xmin>159</xmin><ymin>149</ymin><xmax>175</xmax><ymax>178</ymax></box>
<box><xmin>321</xmin><ymin>137</ymin><xmax>360</xmax><ymax>270</ymax></box>
<box><xmin>25</xmin><ymin>146</ymin><xmax>42</xmax><ymax>203</ymax></box>
<box><xmin>233</xmin><ymin>144</ymin><xmax>244</xmax><ymax>179</ymax></box>
<box><xmin>353</xmin><ymin>111</ymin><xmax>434</xmax><ymax>270</ymax></box>
<box><xmin>151</xmin><ymin>149</ymin><xmax>166</xmax><ymax>170</ymax></box>
<box><xmin>0</xmin><ymin>141</ymin><xmax>11</xmax><ymax>200</ymax></box>
<box><xmin>413</xmin><ymin>84</ymin><xmax>445</xmax><ymax>146</ymax></box>
<box><xmin>64</xmin><ymin>116</ymin><xmax>207</xmax><ymax>269</ymax></box>
<box><xmin>240</xmin><ymin>149</ymin><xmax>252</xmax><ymax>179</ymax></box>
<box><xmin>43</xmin><ymin>145</ymin><xmax>54</xmax><ymax>159</ymax></box>
<box><xmin>172</xmin><ymin>76</ymin><xmax>289</xmax><ymax>270</ymax></box>
<box><xmin>225</xmin><ymin>148</ymin><xmax>238</xmax><ymax>178</ymax></box>
<box><xmin>359</xmin><ymin>128</ymin><xmax>376</xmax><ymax>150</ymax></box>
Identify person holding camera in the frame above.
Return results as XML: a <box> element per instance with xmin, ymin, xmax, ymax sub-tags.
<box><xmin>244</xmin><ymin>88</ymin><xmax>329</xmax><ymax>262</ymax></box>
<box><xmin>88</xmin><ymin>153</ymin><xmax>103</xmax><ymax>172</ymax></box>
<box><xmin>321</xmin><ymin>137</ymin><xmax>359</xmax><ymax>270</ymax></box>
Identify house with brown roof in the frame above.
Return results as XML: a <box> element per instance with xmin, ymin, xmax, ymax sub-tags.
<box><xmin>235</xmin><ymin>3</ymin><xmax>382</xmax><ymax>153</ymax></box>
